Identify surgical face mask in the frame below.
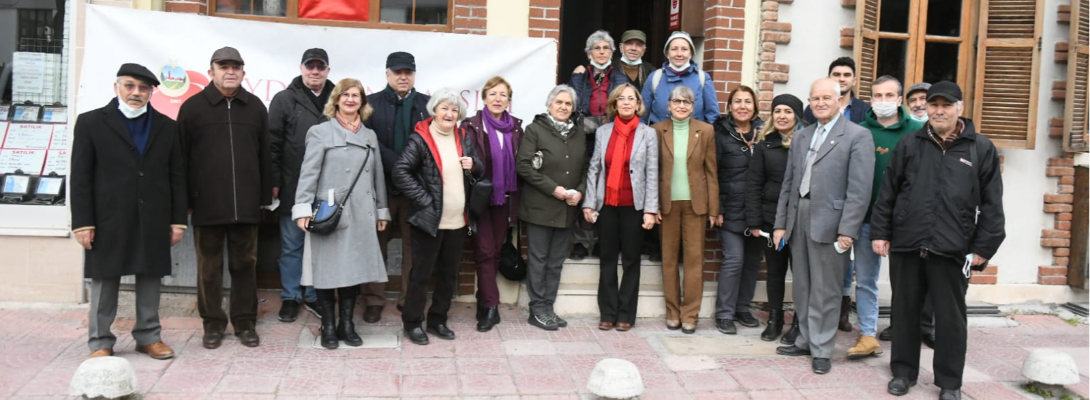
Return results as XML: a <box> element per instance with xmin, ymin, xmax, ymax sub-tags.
<box><xmin>871</xmin><ymin>101</ymin><xmax>899</xmax><ymax>119</ymax></box>
<box><xmin>909</xmin><ymin>113</ymin><xmax>929</xmax><ymax>123</ymax></box>
<box><xmin>619</xmin><ymin>56</ymin><xmax>642</xmax><ymax>66</ymax></box>
<box><xmin>589</xmin><ymin>59</ymin><xmax>612</xmax><ymax>70</ymax></box>
<box><xmin>116</xmin><ymin>88</ymin><xmax>148</xmax><ymax>119</ymax></box>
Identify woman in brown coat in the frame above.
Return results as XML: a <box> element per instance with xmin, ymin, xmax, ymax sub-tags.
<box><xmin>652</xmin><ymin>85</ymin><xmax>719</xmax><ymax>333</ymax></box>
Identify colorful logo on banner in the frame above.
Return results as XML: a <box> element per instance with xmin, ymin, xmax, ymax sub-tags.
<box><xmin>150</xmin><ymin>61</ymin><xmax>208</xmax><ymax>119</ymax></box>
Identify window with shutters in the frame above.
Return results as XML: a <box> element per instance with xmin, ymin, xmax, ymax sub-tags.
<box><xmin>209</xmin><ymin>0</ymin><xmax>452</xmax><ymax>31</ymax></box>
<box><xmin>856</xmin><ymin>0</ymin><xmax>1045</xmax><ymax>149</ymax></box>
<box><xmin>1065</xmin><ymin>0</ymin><xmax>1089</xmax><ymax>152</ymax></box>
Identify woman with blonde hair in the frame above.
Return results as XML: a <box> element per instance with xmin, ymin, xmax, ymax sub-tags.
<box><xmin>583</xmin><ymin>83</ymin><xmax>659</xmax><ymax>331</ymax></box>
<box><xmin>745</xmin><ymin>93</ymin><xmax>806</xmax><ymax>343</ymax></box>
<box><xmin>293</xmin><ymin>78</ymin><xmax>390</xmax><ymax>349</ymax></box>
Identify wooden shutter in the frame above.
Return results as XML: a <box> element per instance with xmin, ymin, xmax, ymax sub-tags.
<box><xmin>854</xmin><ymin>0</ymin><xmax>880</xmax><ymax>102</ymax></box>
<box><xmin>1064</xmin><ymin>0</ymin><xmax>1089</xmax><ymax>152</ymax></box>
<box><xmin>972</xmin><ymin>0</ymin><xmax>1045</xmax><ymax>149</ymax></box>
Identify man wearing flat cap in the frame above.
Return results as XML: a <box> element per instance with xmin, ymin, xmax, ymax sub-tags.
<box><xmin>361</xmin><ymin>51</ymin><xmax>431</xmax><ymax>323</ymax></box>
<box><xmin>871</xmin><ymin>81</ymin><xmax>1005</xmax><ymax>400</ymax></box>
<box><xmin>268</xmin><ymin>48</ymin><xmax>333</xmax><ymax>323</ymax></box>
<box><xmin>177</xmin><ymin>46</ymin><xmax>272</xmax><ymax>349</ymax></box>
<box><xmin>616</xmin><ymin>30</ymin><xmax>653</xmax><ymax>92</ymax></box>
<box><xmin>71</xmin><ymin>63</ymin><xmax>187</xmax><ymax>360</ymax></box>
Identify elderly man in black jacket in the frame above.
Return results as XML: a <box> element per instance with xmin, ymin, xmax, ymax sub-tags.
<box><xmin>71</xmin><ymin>63</ymin><xmax>186</xmax><ymax>360</ymax></box>
<box><xmin>871</xmin><ymin>82</ymin><xmax>1005</xmax><ymax>400</ymax></box>
<box><xmin>268</xmin><ymin>48</ymin><xmax>333</xmax><ymax>323</ymax></box>
<box><xmin>178</xmin><ymin>47</ymin><xmax>272</xmax><ymax>350</ymax></box>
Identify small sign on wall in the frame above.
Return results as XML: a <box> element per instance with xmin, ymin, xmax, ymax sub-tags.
<box><xmin>669</xmin><ymin>0</ymin><xmax>680</xmax><ymax>30</ymax></box>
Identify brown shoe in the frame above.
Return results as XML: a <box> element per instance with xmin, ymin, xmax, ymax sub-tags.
<box><xmin>615</xmin><ymin>322</ymin><xmax>632</xmax><ymax>332</ymax></box>
<box><xmin>89</xmin><ymin>348</ymin><xmax>113</xmax><ymax>358</ymax></box>
<box><xmin>136</xmin><ymin>342</ymin><xmax>175</xmax><ymax>360</ymax></box>
<box><xmin>847</xmin><ymin>335</ymin><xmax>882</xmax><ymax>359</ymax></box>
<box><xmin>598</xmin><ymin>322</ymin><xmax>614</xmax><ymax>331</ymax></box>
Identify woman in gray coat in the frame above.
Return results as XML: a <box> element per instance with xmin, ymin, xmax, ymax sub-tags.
<box><xmin>582</xmin><ymin>83</ymin><xmax>659</xmax><ymax>331</ymax></box>
<box><xmin>293</xmin><ymin>78</ymin><xmax>390</xmax><ymax>350</ymax></box>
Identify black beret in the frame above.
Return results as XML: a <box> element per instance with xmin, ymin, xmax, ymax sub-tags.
<box><xmin>116</xmin><ymin>63</ymin><xmax>160</xmax><ymax>87</ymax></box>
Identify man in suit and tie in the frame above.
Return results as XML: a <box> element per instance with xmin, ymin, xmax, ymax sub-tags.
<box><xmin>772</xmin><ymin>78</ymin><xmax>875</xmax><ymax>374</ymax></box>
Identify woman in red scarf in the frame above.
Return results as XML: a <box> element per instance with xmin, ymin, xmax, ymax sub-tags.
<box><xmin>582</xmin><ymin>83</ymin><xmax>659</xmax><ymax>331</ymax></box>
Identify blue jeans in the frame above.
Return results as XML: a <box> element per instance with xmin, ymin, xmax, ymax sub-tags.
<box><xmin>279</xmin><ymin>214</ymin><xmax>316</xmax><ymax>303</ymax></box>
<box><xmin>850</xmin><ymin>222</ymin><xmax>881</xmax><ymax>336</ymax></box>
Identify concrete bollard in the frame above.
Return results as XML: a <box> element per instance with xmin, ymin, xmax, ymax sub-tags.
<box><xmin>68</xmin><ymin>356</ymin><xmax>138</xmax><ymax>399</ymax></box>
<box><xmin>586</xmin><ymin>358</ymin><xmax>644</xmax><ymax>400</ymax></box>
<box><xmin>1021</xmin><ymin>349</ymin><xmax>1081</xmax><ymax>385</ymax></box>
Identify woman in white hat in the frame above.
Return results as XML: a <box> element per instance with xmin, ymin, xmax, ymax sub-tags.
<box><xmin>640</xmin><ymin>31</ymin><xmax>720</xmax><ymax>125</ymax></box>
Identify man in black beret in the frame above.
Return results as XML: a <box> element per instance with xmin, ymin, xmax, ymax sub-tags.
<box><xmin>71</xmin><ymin>63</ymin><xmax>187</xmax><ymax>360</ymax></box>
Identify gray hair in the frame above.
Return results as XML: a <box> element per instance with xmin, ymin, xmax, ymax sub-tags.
<box><xmin>426</xmin><ymin>88</ymin><xmax>468</xmax><ymax>121</ymax></box>
<box><xmin>669</xmin><ymin>85</ymin><xmax>695</xmax><ymax>102</ymax></box>
<box><xmin>872</xmin><ymin>75</ymin><xmax>903</xmax><ymax>95</ymax></box>
<box><xmin>545</xmin><ymin>84</ymin><xmax>578</xmax><ymax>108</ymax></box>
<box><xmin>584</xmin><ymin>30</ymin><xmax>616</xmax><ymax>54</ymax></box>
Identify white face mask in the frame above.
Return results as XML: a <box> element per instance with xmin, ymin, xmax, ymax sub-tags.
<box><xmin>871</xmin><ymin>101</ymin><xmax>899</xmax><ymax>119</ymax></box>
<box><xmin>589</xmin><ymin>59</ymin><xmax>612</xmax><ymax>70</ymax></box>
<box><xmin>619</xmin><ymin>56</ymin><xmax>642</xmax><ymax>66</ymax></box>
<box><xmin>116</xmin><ymin>88</ymin><xmax>148</xmax><ymax>119</ymax></box>
<box><xmin>910</xmin><ymin>113</ymin><xmax>929</xmax><ymax>122</ymax></box>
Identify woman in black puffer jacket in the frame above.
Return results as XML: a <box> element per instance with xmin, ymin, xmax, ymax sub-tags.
<box><xmin>745</xmin><ymin>93</ymin><xmax>806</xmax><ymax>343</ymax></box>
<box><xmin>712</xmin><ymin>85</ymin><xmax>765</xmax><ymax>335</ymax></box>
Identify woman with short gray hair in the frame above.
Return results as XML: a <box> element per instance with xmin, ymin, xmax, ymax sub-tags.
<box><xmin>393</xmin><ymin>88</ymin><xmax>483</xmax><ymax>345</ymax></box>
<box><xmin>516</xmin><ymin>84</ymin><xmax>588</xmax><ymax>331</ymax></box>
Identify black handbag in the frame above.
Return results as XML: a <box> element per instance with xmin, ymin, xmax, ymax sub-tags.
<box><xmin>466</xmin><ymin>172</ymin><xmax>493</xmax><ymax>218</ymax></box>
<box><xmin>498</xmin><ymin>224</ymin><xmax>528</xmax><ymax>281</ymax></box>
<box><xmin>309</xmin><ymin>147</ymin><xmax>371</xmax><ymax>234</ymax></box>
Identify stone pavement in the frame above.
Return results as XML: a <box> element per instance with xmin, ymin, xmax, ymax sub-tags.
<box><xmin>0</xmin><ymin>292</ymin><xmax>1087</xmax><ymax>400</ymax></box>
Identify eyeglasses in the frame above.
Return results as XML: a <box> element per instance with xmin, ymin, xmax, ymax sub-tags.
<box><xmin>591</xmin><ymin>46</ymin><xmax>612</xmax><ymax>52</ymax></box>
<box><xmin>670</xmin><ymin>99</ymin><xmax>693</xmax><ymax>106</ymax></box>
<box><xmin>616</xmin><ymin>96</ymin><xmax>638</xmax><ymax>103</ymax></box>
<box><xmin>121</xmin><ymin>83</ymin><xmax>152</xmax><ymax>93</ymax></box>
<box><xmin>340</xmin><ymin>93</ymin><xmax>362</xmax><ymax>100</ymax></box>
<box><xmin>305</xmin><ymin>62</ymin><xmax>328</xmax><ymax>71</ymax></box>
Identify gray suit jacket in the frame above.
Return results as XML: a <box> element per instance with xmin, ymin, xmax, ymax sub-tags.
<box><xmin>584</xmin><ymin>122</ymin><xmax>660</xmax><ymax>214</ymax></box>
<box><xmin>774</xmin><ymin>116</ymin><xmax>874</xmax><ymax>243</ymax></box>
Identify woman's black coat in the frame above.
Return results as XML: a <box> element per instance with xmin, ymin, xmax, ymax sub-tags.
<box><xmin>745</xmin><ymin>130</ymin><xmax>790</xmax><ymax>232</ymax></box>
<box><xmin>714</xmin><ymin>114</ymin><xmax>764</xmax><ymax>233</ymax></box>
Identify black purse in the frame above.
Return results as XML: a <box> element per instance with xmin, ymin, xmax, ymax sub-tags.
<box><xmin>466</xmin><ymin>172</ymin><xmax>493</xmax><ymax>218</ymax></box>
<box><xmin>309</xmin><ymin>147</ymin><xmax>371</xmax><ymax>234</ymax></box>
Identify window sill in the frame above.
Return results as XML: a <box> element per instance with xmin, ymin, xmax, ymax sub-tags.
<box><xmin>0</xmin><ymin>204</ymin><xmax>70</xmax><ymax>237</ymax></box>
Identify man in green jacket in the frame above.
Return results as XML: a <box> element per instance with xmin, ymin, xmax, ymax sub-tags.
<box><xmin>845</xmin><ymin>75</ymin><xmax>924</xmax><ymax>360</ymax></box>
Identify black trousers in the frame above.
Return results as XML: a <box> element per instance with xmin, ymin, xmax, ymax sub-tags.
<box><xmin>194</xmin><ymin>224</ymin><xmax>259</xmax><ymax>333</ymax></box>
<box><xmin>596</xmin><ymin>205</ymin><xmax>646</xmax><ymax>325</ymax></box>
<box><xmin>763</xmin><ymin>243</ymin><xmax>792</xmax><ymax>312</ymax></box>
<box><xmin>402</xmin><ymin>226</ymin><xmax>466</xmax><ymax>330</ymax></box>
<box><xmin>890</xmin><ymin>251</ymin><xmax>968</xmax><ymax>390</ymax></box>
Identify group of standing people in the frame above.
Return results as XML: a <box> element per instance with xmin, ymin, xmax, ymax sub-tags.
<box><xmin>71</xmin><ymin>27</ymin><xmax>1005</xmax><ymax>400</ymax></box>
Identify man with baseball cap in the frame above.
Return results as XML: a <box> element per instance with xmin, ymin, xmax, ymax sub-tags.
<box><xmin>362</xmin><ymin>51</ymin><xmax>431</xmax><ymax>323</ymax></box>
<box><xmin>71</xmin><ymin>63</ymin><xmax>186</xmax><ymax>359</ymax></box>
<box><xmin>268</xmin><ymin>48</ymin><xmax>334</xmax><ymax>323</ymax></box>
<box><xmin>871</xmin><ymin>81</ymin><xmax>1006</xmax><ymax>400</ymax></box>
<box><xmin>904</xmin><ymin>82</ymin><xmax>931</xmax><ymax>123</ymax></box>
<box><xmin>616</xmin><ymin>29</ymin><xmax>653</xmax><ymax>91</ymax></box>
<box><xmin>178</xmin><ymin>46</ymin><xmax>272</xmax><ymax>349</ymax></box>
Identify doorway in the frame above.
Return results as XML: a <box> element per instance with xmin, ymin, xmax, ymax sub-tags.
<box><xmin>558</xmin><ymin>0</ymin><xmax>670</xmax><ymax>85</ymax></box>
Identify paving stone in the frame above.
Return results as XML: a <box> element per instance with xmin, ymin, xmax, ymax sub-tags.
<box><xmin>504</xmin><ymin>339</ymin><xmax>556</xmax><ymax>355</ymax></box>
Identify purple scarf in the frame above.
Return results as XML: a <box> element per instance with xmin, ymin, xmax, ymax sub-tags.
<box><xmin>483</xmin><ymin>111</ymin><xmax>516</xmax><ymax>206</ymax></box>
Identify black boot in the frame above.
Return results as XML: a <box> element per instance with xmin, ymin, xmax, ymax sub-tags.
<box><xmin>761</xmin><ymin>309</ymin><xmax>784</xmax><ymax>342</ymax></box>
<box><xmin>477</xmin><ymin>306</ymin><xmax>500</xmax><ymax>332</ymax></box>
<box><xmin>838</xmin><ymin>296</ymin><xmax>853</xmax><ymax>332</ymax></box>
<box><xmin>780</xmin><ymin>311</ymin><xmax>801</xmax><ymax>345</ymax></box>
<box><xmin>317</xmin><ymin>291</ymin><xmax>338</xmax><ymax>349</ymax></box>
<box><xmin>337</xmin><ymin>296</ymin><xmax>363</xmax><ymax>347</ymax></box>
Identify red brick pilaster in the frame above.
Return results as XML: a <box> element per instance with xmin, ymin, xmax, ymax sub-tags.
<box><xmin>453</xmin><ymin>0</ymin><xmax>487</xmax><ymax>35</ymax></box>
<box><xmin>755</xmin><ymin>0</ymin><xmax>793</xmax><ymax>118</ymax></box>
<box><xmin>703</xmin><ymin>0</ymin><xmax>746</xmax><ymax>113</ymax></box>
<box><xmin>528</xmin><ymin>0</ymin><xmax>561</xmax><ymax>40</ymax></box>
<box><xmin>1038</xmin><ymin>156</ymin><xmax>1077</xmax><ymax>285</ymax></box>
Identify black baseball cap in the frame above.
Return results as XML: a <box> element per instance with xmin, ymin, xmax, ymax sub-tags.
<box><xmin>116</xmin><ymin>63</ymin><xmax>160</xmax><ymax>87</ymax></box>
<box><xmin>301</xmin><ymin>48</ymin><xmax>329</xmax><ymax>65</ymax></box>
<box><xmin>926</xmin><ymin>81</ymin><xmax>962</xmax><ymax>103</ymax></box>
<box><xmin>386</xmin><ymin>51</ymin><xmax>416</xmax><ymax>71</ymax></box>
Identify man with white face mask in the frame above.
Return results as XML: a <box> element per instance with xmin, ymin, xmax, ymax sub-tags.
<box><xmin>71</xmin><ymin>63</ymin><xmax>187</xmax><ymax>360</ymax></box>
<box><xmin>615</xmin><ymin>30</ymin><xmax>653</xmax><ymax>91</ymax></box>
<box><xmin>846</xmin><ymin>75</ymin><xmax>923</xmax><ymax>360</ymax></box>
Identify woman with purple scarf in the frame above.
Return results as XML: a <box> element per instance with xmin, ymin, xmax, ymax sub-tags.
<box><xmin>463</xmin><ymin>76</ymin><xmax>524</xmax><ymax>332</ymax></box>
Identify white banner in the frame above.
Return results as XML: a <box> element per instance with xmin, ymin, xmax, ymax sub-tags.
<box><xmin>78</xmin><ymin>5</ymin><xmax>558</xmax><ymax>123</ymax></box>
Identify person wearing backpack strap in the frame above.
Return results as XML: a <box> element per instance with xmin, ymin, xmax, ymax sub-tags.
<box><xmin>870</xmin><ymin>82</ymin><xmax>1006</xmax><ymax>400</ymax></box>
<box><xmin>641</xmin><ymin>31</ymin><xmax>719</xmax><ymax>125</ymax></box>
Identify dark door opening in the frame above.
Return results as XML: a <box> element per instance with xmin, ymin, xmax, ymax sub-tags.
<box><xmin>558</xmin><ymin>0</ymin><xmax>670</xmax><ymax>85</ymax></box>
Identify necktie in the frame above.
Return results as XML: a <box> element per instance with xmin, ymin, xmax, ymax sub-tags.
<box><xmin>799</xmin><ymin>126</ymin><xmax>825</xmax><ymax>197</ymax></box>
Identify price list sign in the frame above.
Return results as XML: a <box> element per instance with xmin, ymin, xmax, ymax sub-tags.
<box><xmin>0</xmin><ymin>122</ymin><xmax>68</xmax><ymax>174</ymax></box>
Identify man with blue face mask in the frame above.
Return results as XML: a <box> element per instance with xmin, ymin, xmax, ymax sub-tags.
<box><xmin>846</xmin><ymin>75</ymin><xmax>923</xmax><ymax>361</ymax></box>
<box><xmin>71</xmin><ymin>63</ymin><xmax>187</xmax><ymax>360</ymax></box>
<box><xmin>904</xmin><ymin>82</ymin><xmax>931</xmax><ymax>123</ymax></box>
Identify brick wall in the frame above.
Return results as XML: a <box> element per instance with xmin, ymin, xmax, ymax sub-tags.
<box><xmin>703</xmin><ymin>0</ymin><xmax>747</xmax><ymax>112</ymax></box>
<box><xmin>528</xmin><ymin>0</ymin><xmax>561</xmax><ymax>40</ymax></box>
<box><xmin>1039</xmin><ymin>156</ymin><xmax>1077</xmax><ymax>285</ymax></box>
<box><xmin>756</xmin><ymin>0</ymin><xmax>793</xmax><ymax>117</ymax></box>
<box><xmin>453</xmin><ymin>0</ymin><xmax>487</xmax><ymax>35</ymax></box>
<box><xmin>165</xmin><ymin>0</ymin><xmax>207</xmax><ymax>14</ymax></box>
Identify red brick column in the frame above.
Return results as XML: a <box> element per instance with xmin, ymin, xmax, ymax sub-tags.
<box><xmin>1038</xmin><ymin>156</ymin><xmax>1077</xmax><ymax>285</ymax></box>
<box><xmin>528</xmin><ymin>0</ymin><xmax>561</xmax><ymax>40</ymax></box>
<box><xmin>756</xmin><ymin>0</ymin><xmax>793</xmax><ymax>118</ymax></box>
<box><xmin>165</xmin><ymin>0</ymin><xmax>207</xmax><ymax>14</ymax></box>
<box><xmin>453</xmin><ymin>0</ymin><xmax>487</xmax><ymax>35</ymax></box>
<box><xmin>703</xmin><ymin>0</ymin><xmax>745</xmax><ymax>113</ymax></box>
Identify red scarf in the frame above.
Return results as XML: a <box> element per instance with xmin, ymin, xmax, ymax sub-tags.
<box><xmin>605</xmin><ymin>115</ymin><xmax>639</xmax><ymax>206</ymax></box>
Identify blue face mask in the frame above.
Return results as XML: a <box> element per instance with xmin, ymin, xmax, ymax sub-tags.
<box><xmin>909</xmin><ymin>113</ymin><xmax>929</xmax><ymax>123</ymax></box>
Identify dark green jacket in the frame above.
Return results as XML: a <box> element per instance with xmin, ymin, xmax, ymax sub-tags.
<box><xmin>859</xmin><ymin>106</ymin><xmax>923</xmax><ymax>221</ymax></box>
<box><xmin>516</xmin><ymin>114</ymin><xmax>588</xmax><ymax>228</ymax></box>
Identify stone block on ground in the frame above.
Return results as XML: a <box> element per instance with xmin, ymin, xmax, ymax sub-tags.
<box><xmin>1022</xmin><ymin>348</ymin><xmax>1081</xmax><ymax>385</ymax></box>
<box><xmin>586</xmin><ymin>358</ymin><xmax>644</xmax><ymax>399</ymax></box>
<box><xmin>69</xmin><ymin>356</ymin><xmax>138</xmax><ymax>399</ymax></box>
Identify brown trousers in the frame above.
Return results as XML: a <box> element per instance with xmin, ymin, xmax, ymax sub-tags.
<box><xmin>364</xmin><ymin>193</ymin><xmax>413</xmax><ymax>308</ymax></box>
<box><xmin>195</xmin><ymin>224</ymin><xmax>259</xmax><ymax>333</ymax></box>
<box><xmin>660</xmin><ymin>200</ymin><xmax>707</xmax><ymax>325</ymax></box>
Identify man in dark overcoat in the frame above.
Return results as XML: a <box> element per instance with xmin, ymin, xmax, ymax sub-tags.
<box><xmin>70</xmin><ymin>63</ymin><xmax>187</xmax><ymax>360</ymax></box>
